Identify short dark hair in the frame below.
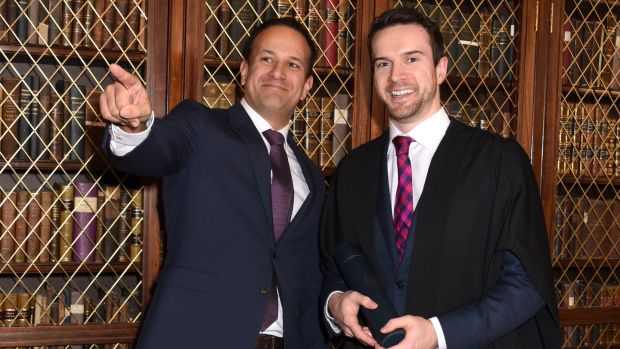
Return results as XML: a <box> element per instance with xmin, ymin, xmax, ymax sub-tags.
<box><xmin>368</xmin><ymin>7</ymin><xmax>444</xmax><ymax>66</ymax></box>
<box><xmin>242</xmin><ymin>17</ymin><xmax>317</xmax><ymax>76</ymax></box>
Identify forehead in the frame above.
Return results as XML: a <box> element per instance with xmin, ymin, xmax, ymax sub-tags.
<box><xmin>371</xmin><ymin>24</ymin><xmax>432</xmax><ymax>58</ymax></box>
<box><xmin>251</xmin><ymin>25</ymin><xmax>310</xmax><ymax>60</ymax></box>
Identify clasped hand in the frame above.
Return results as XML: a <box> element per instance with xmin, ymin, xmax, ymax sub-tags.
<box><xmin>329</xmin><ymin>291</ymin><xmax>438</xmax><ymax>349</ymax></box>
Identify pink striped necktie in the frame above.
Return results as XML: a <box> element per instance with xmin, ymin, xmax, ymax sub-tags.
<box><xmin>392</xmin><ymin>136</ymin><xmax>414</xmax><ymax>264</ymax></box>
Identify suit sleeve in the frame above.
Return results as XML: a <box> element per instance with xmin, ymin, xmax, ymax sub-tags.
<box><xmin>102</xmin><ymin>99</ymin><xmax>211</xmax><ymax>177</ymax></box>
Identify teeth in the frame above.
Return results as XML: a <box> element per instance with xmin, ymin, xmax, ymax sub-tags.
<box><xmin>391</xmin><ymin>89</ymin><xmax>414</xmax><ymax>96</ymax></box>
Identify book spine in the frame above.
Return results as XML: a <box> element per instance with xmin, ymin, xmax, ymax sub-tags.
<box><xmin>322</xmin><ymin>0</ymin><xmax>339</xmax><ymax>67</ymax></box>
<box><xmin>28</xmin><ymin>75</ymin><xmax>42</xmax><ymax>159</ymax></box>
<box><xmin>227</xmin><ymin>0</ymin><xmax>256</xmax><ymax>60</ymax></box>
<box><xmin>66</xmin><ymin>84</ymin><xmax>86</xmax><ymax>161</ymax></box>
<box><xmin>129</xmin><ymin>189</ymin><xmax>143</xmax><ymax>262</ymax></box>
<box><xmin>18</xmin><ymin>77</ymin><xmax>33</xmax><ymax>160</ymax></box>
<box><xmin>1</xmin><ymin>78</ymin><xmax>21</xmax><ymax>159</ymax></box>
<box><xmin>205</xmin><ymin>0</ymin><xmax>219</xmax><ymax>57</ymax></box>
<box><xmin>117</xmin><ymin>191</ymin><xmax>130</xmax><ymax>263</ymax></box>
<box><xmin>37</xmin><ymin>86</ymin><xmax>52</xmax><ymax>160</ymax></box>
<box><xmin>14</xmin><ymin>191</ymin><xmax>30</xmax><ymax>263</ymax></box>
<box><xmin>16</xmin><ymin>0</ymin><xmax>29</xmax><ymax>42</ymax></box>
<box><xmin>319</xmin><ymin>96</ymin><xmax>333</xmax><ymax>168</ymax></box>
<box><xmin>72</xmin><ymin>0</ymin><xmax>85</xmax><ymax>46</ymax></box>
<box><xmin>47</xmin><ymin>0</ymin><xmax>63</xmax><ymax>46</ymax></box>
<box><xmin>82</xmin><ymin>0</ymin><xmax>95</xmax><ymax>47</ymax></box>
<box><xmin>57</xmin><ymin>184</ymin><xmax>74</xmax><ymax>262</ymax></box>
<box><xmin>102</xmin><ymin>185</ymin><xmax>120</xmax><ymax>262</ymax></box>
<box><xmin>38</xmin><ymin>191</ymin><xmax>54</xmax><ymax>263</ymax></box>
<box><xmin>27</xmin><ymin>0</ymin><xmax>41</xmax><ymax>44</ymax></box>
<box><xmin>304</xmin><ymin>96</ymin><xmax>320</xmax><ymax>164</ymax></box>
<box><xmin>125</xmin><ymin>0</ymin><xmax>140</xmax><ymax>50</ymax></box>
<box><xmin>113</xmin><ymin>0</ymin><xmax>129</xmax><ymax>49</ymax></box>
<box><xmin>61</xmin><ymin>0</ymin><xmax>74</xmax><ymax>46</ymax></box>
<box><xmin>1</xmin><ymin>192</ymin><xmax>18</xmax><ymax>263</ymax></box>
<box><xmin>72</xmin><ymin>181</ymin><xmax>98</xmax><ymax>263</ymax></box>
<box><xmin>26</xmin><ymin>192</ymin><xmax>42</xmax><ymax>263</ymax></box>
<box><xmin>331</xmin><ymin>93</ymin><xmax>349</xmax><ymax>166</ymax></box>
<box><xmin>5</xmin><ymin>0</ymin><xmax>19</xmax><ymax>43</ymax></box>
<box><xmin>92</xmin><ymin>0</ymin><xmax>105</xmax><ymax>47</ymax></box>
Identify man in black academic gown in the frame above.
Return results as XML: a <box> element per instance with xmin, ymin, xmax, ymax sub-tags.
<box><xmin>320</xmin><ymin>7</ymin><xmax>561</xmax><ymax>348</ymax></box>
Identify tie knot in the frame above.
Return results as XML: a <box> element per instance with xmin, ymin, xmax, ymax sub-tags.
<box><xmin>393</xmin><ymin>136</ymin><xmax>413</xmax><ymax>156</ymax></box>
<box><xmin>263</xmin><ymin>129</ymin><xmax>285</xmax><ymax>146</ymax></box>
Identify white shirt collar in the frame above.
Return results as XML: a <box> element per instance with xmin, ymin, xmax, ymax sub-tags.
<box><xmin>241</xmin><ymin>98</ymin><xmax>291</xmax><ymax>137</ymax></box>
<box><xmin>388</xmin><ymin>107</ymin><xmax>450</xmax><ymax>153</ymax></box>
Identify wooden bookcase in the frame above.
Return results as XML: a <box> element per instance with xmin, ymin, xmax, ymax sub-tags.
<box><xmin>0</xmin><ymin>0</ymin><xmax>167</xmax><ymax>347</ymax></box>
<box><xmin>1</xmin><ymin>0</ymin><xmax>618</xmax><ymax>347</ymax></box>
<box><xmin>541</xmin><ymin>0</ymin><xmax>620</xmax><ymax>347</ymax></box>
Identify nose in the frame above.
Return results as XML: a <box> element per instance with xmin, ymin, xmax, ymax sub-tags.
<box><xmin>389</xmin><ymin>61</ymin><xmax>405</xmax><ymax>83</ymax></box>
<box><xmin>269</xmin><ymin>62</ymin><xmax>286</xmax><ymax>79</ymax></box>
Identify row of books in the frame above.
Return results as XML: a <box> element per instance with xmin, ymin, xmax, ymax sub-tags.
<box><xmin>206</xmin><ymin>0</ymin><xmax>354</xmax><ymax>68</ymax></box>
<box><xmin>0</xmin><ymin>0</ymin><xmax>146</xmax><ymax>51</ymax></box>
<box><xmin>554</xmin><ymin>194</ymin><xmax>620</xmax><ymax>260</ymax></box>
<box><xmin>556</xmin><ymin>279</ymin><xmax>619</xmax><ymax>309</ymax></box>
<box><xmin>557</xmin><ymin>101</ymin><xmax>620</xmax><ymax>178</ymax></box>
<box><xmin>413</xmin><ymin>2</ymin><xmax>517</xmax><ymax>80</ymax></box>
<box><xmin>563</xmin><ymin>16</ymin><xmax>620</xmax><ymax>90</ymax></box>
<box><xmin>0</xmin><ymin>284</ymin><xmax>140</xmax><ymax>327</ymax></box>
<box><xmin>203</xmin><ymin>81</ymin><xmax>351</xmax><ymax>168</ymax></box>
<box><xmin>562</xmin><ymin>324</ymin><xmax>620</xmax><ymax>347</ymax></box>
<box><xmin>446</xmin><ymin>98</ymin><xmax>515</xmax><ymax>138</ymax></box>
<box><xmin>0</xmin><ymin>76</ymin><xmax>104</xmax><ymax>163</ymax></box>
<box><xmin>0</xmin><ymin>183</ymin><xmax>143</xmax><ymax>265</ymax></box>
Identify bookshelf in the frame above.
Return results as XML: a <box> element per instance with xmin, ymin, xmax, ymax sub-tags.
<box><xmin>0</xmin><ymin>0</ymin><xmax>617</xmax><ymax>348</ymax></box>
<box><xmin>542</xmin><ymin>0</ymin><xmax>620</xmax><ymax>347</ymax></box>
<box><xmin>0</xmin><ymin>0</ymin><xmax>167</xmax><ymax>347</ymax></box>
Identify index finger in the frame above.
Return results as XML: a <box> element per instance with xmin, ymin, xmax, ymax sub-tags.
<box><xmin>109</xmin><ymin>64</ymin><xmax>141</xmax><ymax>90</ymax></box>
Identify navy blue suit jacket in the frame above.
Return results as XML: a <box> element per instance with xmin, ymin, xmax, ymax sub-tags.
<box><xmin>105</xmin><ymin>100</ymin><xmax>327</xmax><ymax>348</ymax></box>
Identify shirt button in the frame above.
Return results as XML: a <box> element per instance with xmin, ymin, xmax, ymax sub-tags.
<box><xmin>260</xmin><ymin>287</ymin><xmax>269</xmax><ymax>295</ymax></box>
<box><xmin>396</xmin><ymin>281</ymin><xmax>405</xmax><ymax>289</ymax></box>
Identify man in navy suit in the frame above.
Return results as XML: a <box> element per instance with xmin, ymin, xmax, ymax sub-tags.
<box><xmin>100</xmin><ymin>18</ymin><xmax>327</xmax><ymax>348</ymax></box>
<box><xmin>320</xmin><ymin>8</ymin><xmax>561</xmax><ymax>348</ymax></box>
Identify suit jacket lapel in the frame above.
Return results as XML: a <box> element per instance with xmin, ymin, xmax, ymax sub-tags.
<box><xmin>353</xmin><ymin>133</ymin><xmax>390</xmax><ymax>274</ymax></box>
<box><xmin>376</xmin><ymin>139</ymin><xmax>400</xmax><ymax>269</ymax></box>
<box><xmin>278</xmin><ymin>133</ymin><xmax>318</xmax><ymax>243</ymax></box>
<box><xmin>227</xmin><ymin>103</ymin><xmax>273</xmax><ymax>241</ymax></box>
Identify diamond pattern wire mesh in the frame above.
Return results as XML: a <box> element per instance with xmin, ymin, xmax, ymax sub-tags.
<box><xmin>0</xmin><ymin>0</ymin><xmax>147</xmax><ymax>328</ymax></box>
<box><xmin>395</xmin><ymin>0</ymin><xmax>519</xmax><ymax>139</ymax></box>
<box><xmin>555</xmin><ymin>0</ymin><xmax>620</xmax><ymax>347</ymax></box>
<box><xmin>203</xmin><ymin>0</ymin><xmax>355</xmax><ymax>171</ymax></box>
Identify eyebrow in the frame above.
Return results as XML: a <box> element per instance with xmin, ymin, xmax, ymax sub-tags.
<box><xmin>257</xmin><ymin>49</ymin><xmax>304</xmax><ymax>64</ymax></box>
<box><xmin>373</xmin><ymin>49</ymin><xmax>423</xmax><ymax>64</ymax></box>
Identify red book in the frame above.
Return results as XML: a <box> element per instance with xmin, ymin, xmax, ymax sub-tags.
<box><xmin>72</xmin><ymin>181</ymin><xmax>98</xmax><ymax>263</ymax></box>
<box><xmin>322</xmin><ymin>0</ymin><xmax>339</xmax><ymax>67</ymax></box>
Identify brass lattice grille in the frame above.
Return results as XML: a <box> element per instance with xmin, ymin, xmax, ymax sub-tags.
<box><xmin>555</xmin><ymin>0</ymin><xmax>620</xmax><ymax>347</ymax></box>
<box><xmin>396</xmin><ymin>0</ymin><xmax>519</xmax><ymax>139</ymax></box>
<box><xmin>203</xmin><ymin>0</ymin><xmax>355</xmax><ymax>171</ymax></box>
<box><xmin>0</xmin><ymin>0</ymin><xmax>148</xmax><ymax>333</ymax></box>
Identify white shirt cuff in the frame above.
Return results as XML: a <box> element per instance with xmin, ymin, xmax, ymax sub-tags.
<box><xmin>324</xmin><ymin>291</ymin><xmax>343</xmax><ymax>334</ymax></box>
<box><xmin>430</xmin><ymin>316</ymin><xmax>447</xmax><ymax>349</ymax></box>
<box><xmin>109</xmin><ymin>112</ymin><xmax>155</xmax><ymax>156</ymax></box>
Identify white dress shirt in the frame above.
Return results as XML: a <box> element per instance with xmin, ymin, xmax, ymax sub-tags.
<box><xmin>109</xmin><ymin>99</ymin><xmax>309</xmax><ymax>338</ymax></box>
<box><xmin>325</xmin><ymin>107</ymin><xmax>450</xmax><ymax>349</ymax></box>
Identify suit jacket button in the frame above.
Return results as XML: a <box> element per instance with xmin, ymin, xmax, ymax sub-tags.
<box><xmin>260</xmin><ymin>287</ymin><xmax>269</xmax><ymax>295</ymax></box>
<box><xmin>396</xmin><ymin>281</ymin><xmax>405</xmax><ymax>289</ymax></box>
<box><xmin>272</xmin><ymin>250</ymin><xmax>278</xmax><ymax>258</ymax></box>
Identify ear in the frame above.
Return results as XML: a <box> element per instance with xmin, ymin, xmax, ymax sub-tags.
<box><xmin>300</xmin><ymin>75</ymin><xmax>313</xmax><ymax>101</ymax></box>
<box><xmin>239</xmin><ymin>60</ymin><xmax>248</xmax><ymax>85</ymax></box>
<box><xmin>436</xmin><ymin>56</ymin><xmax>448</xmax><ymax>85</ymax></box>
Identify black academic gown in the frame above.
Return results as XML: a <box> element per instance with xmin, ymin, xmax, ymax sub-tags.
<box><xmin>320</xmin><ymin>119</ymin><xmax>561</xmax><ymax>348</ymax></box>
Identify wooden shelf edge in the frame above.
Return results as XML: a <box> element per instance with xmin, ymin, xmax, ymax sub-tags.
<box><xmin>0</xmin><ymin>323</ymin><xmax>139</xmax><ymax>346</ymax></box>
<box><xmin>0</xmin><ymin>43</ymin><xmax>146</xmax><ymax>62</ymax></box>
<box><xmin>559</xmin><ymin>307</ymin><xmax>620</xmax><ymax>325</ymax></box>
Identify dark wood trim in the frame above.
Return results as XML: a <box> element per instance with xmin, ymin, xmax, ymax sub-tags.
<box><xmin>184</xmin><ymin>0</ymin><xmax>207</xmax><ymax>101</ymax></box>
<box><xmin>167</xmin><ymin>0</ymin><xmax>187</xmax><ymax>108</ymax></box>
<box><xmin>0</xmin><ymin>323</ymin><xmax>139</xmax><ymax>346</ymax></box>
<box><xmin>143</xmin><ymin>0</ymin><xmax>169</xmax><ymax>311</ymax></box>
<box><xmin>560</xmin><ymin>308</ymin><xmax>620</xmax><ymax>325</ymax></box>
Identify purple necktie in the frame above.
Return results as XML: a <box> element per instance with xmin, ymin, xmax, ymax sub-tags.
<box><xmin>392</xmin><ymin>136</ymin><xmax>414</xmax><ymax>264</ymax></box>
<box><xmin>261</xmin><ymin>129</ymin><xmax>294</xmax><ymax>331</ymax></box>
